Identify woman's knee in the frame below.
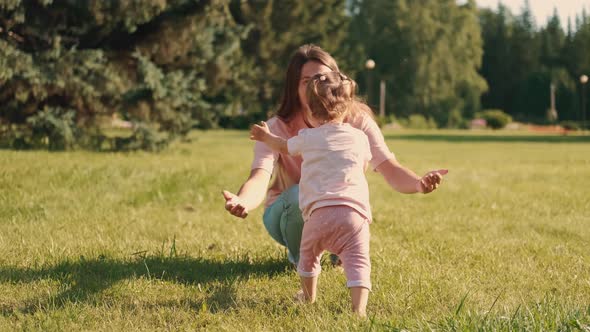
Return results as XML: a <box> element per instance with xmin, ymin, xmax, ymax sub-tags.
<box><xmin>283</xmin><ymin>185</ymin><xmax>300</xmax><ymax>210</ymax></box>
<box><xmin>263</xmin><ymin>204</ymin><xmax>286</xmax><ymax>246</ymax></box>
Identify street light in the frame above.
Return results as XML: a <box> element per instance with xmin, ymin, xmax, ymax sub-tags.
<box><xmin>365</xmin><ymin>59</ymin><xmax>375</xmax><ymax>108</ymax></box>
<box><xmin>364</xmin><ymin>59</ymin><xmax>385</xmax><ymax>117</ymax></box>
<box><xmin>581</xmin><ymin>74</ymin><xmax>588</xmax><ymax>132</ymax></box>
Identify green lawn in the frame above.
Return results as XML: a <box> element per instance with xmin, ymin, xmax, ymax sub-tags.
<box><xmin>1</xmin><ymin>130</ymin><xmax>589</xmax><ymax>331</ymax></box>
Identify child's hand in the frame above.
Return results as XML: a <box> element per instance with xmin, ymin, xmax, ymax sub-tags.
<box><xmin>417</xmin><ymin>169</ymin><xmax>448</xmax><ymax>194</ymax></box>
<box><xmin>250</xmin><ymin>121</ymin><xmax>270</xmax><ymax>142</ymax></box>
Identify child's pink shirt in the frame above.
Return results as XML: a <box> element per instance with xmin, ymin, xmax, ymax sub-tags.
<box><xmin>251</xmin><ymin>110</ymin><xmax>395</xmax><ymax>208</ymax></box>
<box><xmin>287</xmin><ymin>123</ymin><xmax>372</xmax><ymax>221</ymax></box>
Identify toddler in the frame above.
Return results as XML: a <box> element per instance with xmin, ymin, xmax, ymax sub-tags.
<box><xmin>250</xmin><ymin>71</ymin><xmax>373</xmax><ymax>316</ymax></box>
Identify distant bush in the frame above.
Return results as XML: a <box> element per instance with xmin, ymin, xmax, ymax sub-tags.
<box><xmin>0</xmin><ymin>107</ymin><xmax>80</xmax><ymax>150</ymax></box>
<box><xmin>374</xmin><ymin>114</ymin><xmax>398</xmax><ymax>128</ymax></box>
<box><xmin>218</xmin><ymin>113</ymin><xmax>267</xmax><ymax>130</ymax></box>
<box><xmin>399</xmin><ymin>114</ymin><xmax>437</xmax><ymax>129</ymax></box>
<box><xmin>477</xmin><ymin>109</ymin><xmax>512</xmax><ymax>129</ymax></box>
<box><xmin>560</xmin><ymin>121</ymin><xmax>580</xmax><ymax>131</ymax></box>
<box><xmin>112</xmin><ymin>124</ymin><xmax>168</xmax><ymax>152</ymax></box>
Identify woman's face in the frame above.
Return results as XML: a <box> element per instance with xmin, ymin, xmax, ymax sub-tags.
<box><xmin>298</xmin><ymin>61</ymin><xmax>332</xmax><ymax>112</ymax></box>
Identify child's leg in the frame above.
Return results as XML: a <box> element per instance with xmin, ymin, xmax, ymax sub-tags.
<box><xmin>299</xmin><ymin>275</ymin><xmax>319</xmax><ymax>303</ymax></box>
<box><xmin>322</xmin><ymin>207</ymin><xmax>371</xmax><ymax>316</ymax></box>
<box><xmin>350</xmin><ymin>287</ymin><xmax>369</xmax><ymax>317</ymax></box>
<box><xmin>297</xmin><ymin>210</ymin><xmax>329</xmax><ymax>303</ymax></box>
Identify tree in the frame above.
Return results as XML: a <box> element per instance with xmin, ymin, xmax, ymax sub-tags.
<box><xmin>479</xmin><ymin>2</ymin><xmax>589</xmax><ymax>123</ymax></box>
<box><xmin>229</xmin><ymin>0</ymin><xmax>351</xmax><ymax>116</ymax></box>
<box><xmin>0</xmin><ymin>0</ymin><xmax>249</xmax><ymax>150</ymax></box>
<box><xmin>348</xmin><ymin>0</ymin><xmax>487</xmax><ymax>126</ymax></box>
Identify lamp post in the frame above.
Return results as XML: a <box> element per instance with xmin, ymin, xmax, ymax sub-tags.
<box><xmin>365</xmin><ymin>59</ymin><xmax>375</xmax><ymax>108</ymax></box>
<box><xmin>548</xmin><ymin>82</ymin><xmax>557</xmax><ymax>123</ymax></box>
<box><xmin>581</xmin><ymin>75</ymin><xmax>588</xmax><ymax>132</ymax></box>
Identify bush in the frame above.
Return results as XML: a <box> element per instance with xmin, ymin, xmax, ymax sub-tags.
<box><xmin>218</xmin><ymin>112</ymin><xmax>267</xmax><ymax>130</ymax></box>
<box><xmin>112</xmin><ymin>124</ymin><xmax>168</xmax><ymax>152</ymax></box>
<box><xmin>477</xmin><ymin>109</ymin><xmax>512</xmax><ymax>129</ymax></box>
<box><xmin>27</xmin><ymin>107</ymin><xmax>79</xmax><ymax>150</ymax></box>
<box><xmin>399</xmin><ymin>114</ymin><xmax>437</xmax><ymax>129</ymax></box>
<box><xmin>560</xmin><ymin>121</ymin><xmax>580</xmax><ymax>131</ymax></box>
<box><xmin>0</xmin><ymin>107</ymin><xmax>80</xmax><ymax>150</ymax></box>
<box><xmin>374</xmin><ymin>114</ymin><xmax>398</xmax><ymax>128</ymax></box>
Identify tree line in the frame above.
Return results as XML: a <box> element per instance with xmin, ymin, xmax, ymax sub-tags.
<box><xmin>0</xmin><ymin>0</ymin><xmax>588</xmax><ymax>150</ymax></box>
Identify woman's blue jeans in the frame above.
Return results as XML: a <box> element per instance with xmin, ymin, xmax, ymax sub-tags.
<box><xmin>263</xmin><ymin>185</ymin><xmax>304</xmax><ymax>264</ymax></box>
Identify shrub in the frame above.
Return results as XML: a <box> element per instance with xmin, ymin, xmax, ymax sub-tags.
<box><xmin>218</xmin><ymin>112</ymin><xmax>267</xmax><ymax>130</ymax></box>
<box><xmin>399</xmin><ymin>114</ymin><xmax>437</xmax><ymax>129</ymax></box>
<box><xmin>374</xmin><ymin>114</ymin><xmax>398</xmax><ymax>128</ymax></box>
<box><xmin>9</xmin><ymin>107</ymin><xmax>80</xmax><ymax>150</ymax></box>
<box><xmin>113</xmin><ymin>124</ymin><xmax>168</xmax><ymax>152</ymax></box>
<box><xmin>477</xmin><ymin>109</ymin><xmax>512</xmax><ymax>129</ymax></box>
<box><xmin>560</xmin><ymin>121</ymin><xmax>580</xmax><ymax>131</ymax></box>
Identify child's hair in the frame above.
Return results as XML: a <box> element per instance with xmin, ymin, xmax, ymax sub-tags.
<box><xmin>306</xmin><ymin>71</ymin><xmax>357</xmax><ymax>122</ymax></box>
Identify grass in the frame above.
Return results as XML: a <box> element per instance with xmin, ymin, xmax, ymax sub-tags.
<box><xmin>1</xmin><ymin>129</ymin><xmax>589</xmax><ymax>331</ymax></box>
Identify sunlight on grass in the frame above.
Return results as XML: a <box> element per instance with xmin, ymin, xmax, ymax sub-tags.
<box><xmin>1</xmin><ymin>129</ymin><xmax>589</xmax><ymax>330</ymax></box>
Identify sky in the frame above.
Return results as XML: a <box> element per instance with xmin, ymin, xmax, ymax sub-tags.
<box><xmin>473</xmin><ymin>0</ymin><xmax>590</xmax><ymax>27</ymax></box>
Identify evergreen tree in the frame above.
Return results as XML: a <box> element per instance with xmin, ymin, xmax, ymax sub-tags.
<box><xmin>0</xmin><ymin>0</ymin><xmax>249</xmax><ymax>150</ymax></box>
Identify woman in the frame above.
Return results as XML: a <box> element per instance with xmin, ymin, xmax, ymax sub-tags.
<box><xmin>222</xmin><ymin>44</ymin><xmax>446</xmax><ymax>265</ymax></box>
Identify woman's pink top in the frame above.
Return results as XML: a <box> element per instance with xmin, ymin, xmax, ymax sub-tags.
<box><xmin>251</xmin><ymin>109</ymin><xmax>395</xmax><ymax>208</ymax></box>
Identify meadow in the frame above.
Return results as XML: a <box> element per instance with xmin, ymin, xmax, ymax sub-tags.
<box><xmin>1</xmin><ymin>129</ymin><xmax>589</xmax><ymax>331</ymax></box>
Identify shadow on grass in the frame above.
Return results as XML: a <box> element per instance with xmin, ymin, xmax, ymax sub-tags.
<box><xmin>0</xmin><ymin>254</ymin><xmax>292</xmax><ymax>315</ymax></box>
<box><xmin>384</xmin><ymin>133</ymin><xmax>590</xmax><ymax>143</ymax></box>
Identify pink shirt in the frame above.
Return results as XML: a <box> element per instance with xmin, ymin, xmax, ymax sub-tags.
<box><xmin>251</xmin><ymin>109</ymin><xmax>395</xmax><ymax>208</ymax></box>
<box><xmin>288</xmin><ymin>123</ymin><xmax>372</xmax><ymax>221</ymax></box>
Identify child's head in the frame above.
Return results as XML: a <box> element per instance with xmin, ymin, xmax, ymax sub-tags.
<box><xmin>306</xmin><ymin>71</ymin><xmax>357</xmax><ymax>124</ymax></box>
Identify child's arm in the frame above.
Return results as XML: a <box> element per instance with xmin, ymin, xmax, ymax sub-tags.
<box><xmin>250</xmin><ymin>121</ymin><xmax>289</xmax><ymax>155</ymax></box>
<box><xmin>376</xmin><ymin>159</ymin><xmax>448</xmax><ymax>194</ymax></box>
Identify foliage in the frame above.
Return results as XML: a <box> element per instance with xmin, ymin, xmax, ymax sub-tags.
<box><xmin>2</xmin><ymin>0</ymin><xmax>590</xmax><ymax>151</ymax></box>
<box><xmin>229</xmin><ymin>0</ymin><xmax>351</xmax><ymax>115</ymax></box>
<box><xmin>0</xmin><ymin>0</ymin><xmax>250</xmax><ymax>150</ymax></box>
<box><xmin>348</xmin><ymin>0</ymin><xmax>487</xmax><ymax>126</ymax></box>
<box><xmin>560</xmin><ymin>120</ymin><xmax>580</xmax><ymax>131</ymax></box>
<box><xmin>479</xmin><ymin>3</ymin><xmax>590</xmax><ymax>122</ymax></box>
<box><xmin>398</xmin><ymin>114</ymin><xmax>438</xmax><ymax>129</ymax></box>
<box><xmin>0</xmin><ymin>0</ymin><xmax>356</xmax><ymax>150</ymax></box>
<box><xmin>477</xmin><ymin>109</ymin><xmax>513</xmax><ymax>129</ymax></box>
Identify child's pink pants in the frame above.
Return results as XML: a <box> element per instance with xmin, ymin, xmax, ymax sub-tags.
<box><xmin>297</xmin><ymin>205</ymin><xmax>371</xmax><ymax>290</ymax></box>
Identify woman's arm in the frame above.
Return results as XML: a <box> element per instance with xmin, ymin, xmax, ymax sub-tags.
<box><xmin>376</xmin><ymin>158</ymin><xmax>447</xmax><ymax>194</ymax></box>
<box><xmin>351</xmin><ymin>108</ymin><xmax>447</xmax><ymax>194</ymax></box>
<box><xmin>222</xmin><ymin>168</ymin><xmax>271</xmax><ymax>218</ymax></box>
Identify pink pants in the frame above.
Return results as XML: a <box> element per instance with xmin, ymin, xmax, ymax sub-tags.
<box><xmin>297</xmin><ymin>205</ymin><xmax>371</xmax><ymax>290</ymax></box>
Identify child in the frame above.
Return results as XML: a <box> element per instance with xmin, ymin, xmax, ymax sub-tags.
<box><xmin>250</xmin><ymin>71</ymin><xmax>374</xmax><ymax>316</ymax></box>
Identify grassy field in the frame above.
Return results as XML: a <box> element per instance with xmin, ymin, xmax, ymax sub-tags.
<box><xmin>1</xmin><ymin>129</ymin><xmax>589</xmax><ymax>331</ymax></box>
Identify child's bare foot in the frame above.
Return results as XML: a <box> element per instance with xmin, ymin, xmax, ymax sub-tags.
<box><xmin>293</xmin><ymin>289</ymin><xmax>306</xmax><ymax>303</ymax></box>
<box><xmin>353</xmin><ymin>309</ymin><xmax>367</xmax><ymax>318</ymax></box>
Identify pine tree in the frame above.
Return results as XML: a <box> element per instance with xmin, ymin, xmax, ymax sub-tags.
<box><xmin>0</xmin><ymin>0</ymin><xmax>249</xmax><ymax>150</ymax></box>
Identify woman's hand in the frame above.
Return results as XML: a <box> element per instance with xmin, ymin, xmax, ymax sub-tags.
<box><xmin>416</xmin><ymin>169</ymin><xmax>448</xmax><ymax>194</ymax></box>
<box><xmin>250</xmin><ymin>121</ymin><xmax>270</xmax><ymax>142</ymax></box>
<box><xmin>222</xmin><ymin>190</ymin><xmax>249</xmax><ymax>218</ymax></box>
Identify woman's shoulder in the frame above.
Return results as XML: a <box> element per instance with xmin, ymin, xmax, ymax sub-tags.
<box><xmin>267</xmin><ymin>113</ymin><xmax>306</xmax><ymax>138</ymax></box>
<box><xmin>265</xmin><ymin>116</ymin><xmax>287</xmax><ymax>132</ymax></box>
<box><xmin>345</xmin><ymin>102</ymin><xmax>376</xmax><ymax>129</ymax></box>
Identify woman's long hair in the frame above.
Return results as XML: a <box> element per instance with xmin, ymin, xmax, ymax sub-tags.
<box><xmin>276</xmin><ymin>44</ymin><xmax>339</xmax><ymax>120</ymax></box>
